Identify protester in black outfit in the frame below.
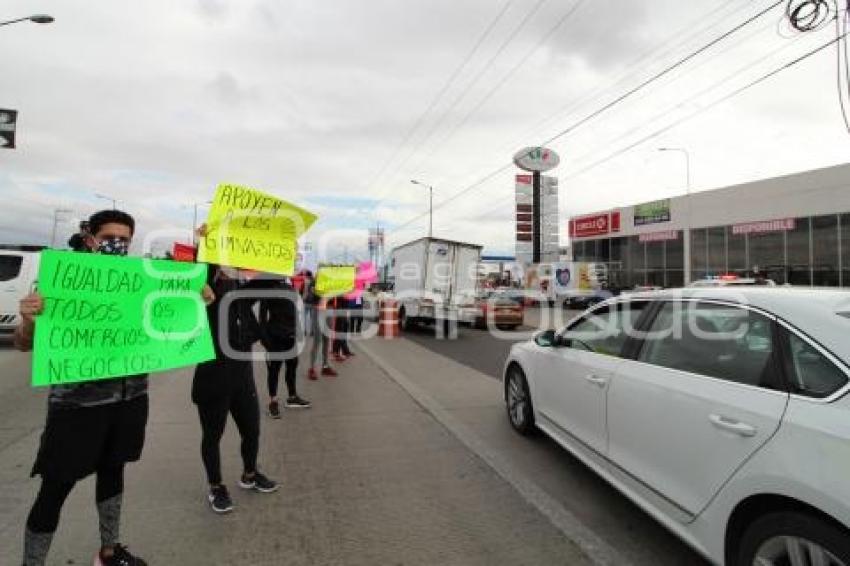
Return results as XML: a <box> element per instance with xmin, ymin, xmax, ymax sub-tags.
<box><xmin>192</xmin><ymin>263</ymin><xmax>278</xmax><ymax>514</ymax></box>
<box><xmin>331</xmin><ymin>295</ymin><xmax>352</xmax><ymax>360</ymax></box>
<box><xmin>258</xmin><ymin>276</ymin><xmax>311</xmax><ymax>418</ymax></box>
<box><xmin>16</xmin><ymin>210</ymin><xmax>153</xmax><ymax>566</ymax></box>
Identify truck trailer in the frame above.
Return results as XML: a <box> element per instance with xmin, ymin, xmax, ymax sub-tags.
<box><xmin>388</xmin><ymin>237</ymin><xmax>482</xmax><ymax>332</ymax></box>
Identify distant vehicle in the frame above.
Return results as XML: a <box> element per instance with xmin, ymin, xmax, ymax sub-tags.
<box><xmin>389</xmin><ymin>237</ymin><xmax>482</xmax><ymax>332</ymax></box>
<box><xmin>689</xmin><ymin>275</ymin><xmax>777</xmax><ymax>287</ymax></box>
<box><xmin>361</xmin><ymin>283</ymin><xmax>394</xmax><ymax>322</ymax></box>
<box><xmin>0</xmin><ymin>249</ymin><xmax>41</xmax><ymax>338</ymax></box>
<box><xmin>524</xmin><ymin>261</ymin><xmax>609</xmax><ymax>306</ymax></box>
<box><xmin>458</xmin><ymin>289</ymin><xmax>525</xmax><ymax>330</ymax></box>
<box><xmin>504</xmin><ymin>287</ymin><xmax>850</xmax><ymax>565</ymax></box>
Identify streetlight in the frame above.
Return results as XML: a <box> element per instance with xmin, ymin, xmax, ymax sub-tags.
<box><xmin>95</xmin><ymin>193</ymin><xmax>120</xmax><ymax>209</ymax></box>
<box><xmin>410</xmin><ymin>179</ymin><xmax>433</xmax><ymax>239</ymax></box>
<box><xmin>0</xmin><ymin>14</ymin><xmax>54</xmax><ymax>27</ymax></box>
<box><xmin>658</xmin><ymin>147</ymin><xmax>692</xmax><ymax>285</ymax></box>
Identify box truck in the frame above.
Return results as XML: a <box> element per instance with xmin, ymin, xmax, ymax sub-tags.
<box><xmin>389</xmin><ymin>237</ymin><xmax>482</xmax><ymax>331</ymax></box>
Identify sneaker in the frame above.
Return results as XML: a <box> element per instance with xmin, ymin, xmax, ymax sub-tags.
<box><xmin>332</xmin><ymin>353</ymin><xmax>347</xmax><ymax>362</ymax></box>
<box><xmin>239</xmin><ymin>472</ymin><xmax>279</xmax><ymax>493</ymax></box>
<box><xmin>285</xmin><ymin>396</ymin><xmax>312</xmax><ymax>409</ymax></box>
<box><xmin>268</xmin><ymin>401</ymin><xmax>281</xmax><ymax>419</ymax></box>
<box><xmin>307</xmin><ymin>368</ymin><xmax>318</xmax><ymax>381</ymax></box>
<box><xmin>321</xmin><ymin>366</ymin><xmax>338</xmax><ymax>377</ymax></box>
<box><xmin>95</xmin><ymin>544</ymin><xmax>147</xmax><ymax>566</ymax></box>
<box><xmin>207</xmin><ymin>485</ymin><xmax>233</xmax><ymax>514</ymax></box>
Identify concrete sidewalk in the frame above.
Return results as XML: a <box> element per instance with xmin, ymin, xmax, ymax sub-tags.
<box><xmin>0</xmin><ymin>341</ymin><xmax>590</xmax><ymax>565</ymax></box>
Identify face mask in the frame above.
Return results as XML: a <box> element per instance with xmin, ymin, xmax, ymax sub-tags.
<box><xmin>97</xmin><ymin>237</ymin><xmax>129</xmax><ymax>256</ymax></box>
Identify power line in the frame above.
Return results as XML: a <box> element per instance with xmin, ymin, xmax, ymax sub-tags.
<box><xmin>408</xmin><ymin>0</ymin><xmax>588</xmax><ymax>174</ymax></box>
<box><xmin>428</xmin><ymin>0</ymin><xmax>753</xmax><ymax>197</ymax></box>
<box><xmin>434</xmin><ymin>27</ymin><xmax>828</xmax><ymax>231</ymax></box>
<box><xmin>386</xmin><ymin>0</ymin><xmax>786</xmax><ymax>237</ymax></box>
<box><xmin>561</xmin><ymin>33</ymin><xmax>847</xmax><ymax>183</ymax></box>
<box><xmin>362</xmin><ymin>0</ymin><xmax>515</xmax><ymax>196</ymax></box>
<box><xmin>534</xmin><ymin>0</ymin><xmax>785</xmax><ymax>149</ymax></box>
<box><xmin>378</xmin><ymin>0</ymin><xmax>550</xmax><ymax>189</ymax></box>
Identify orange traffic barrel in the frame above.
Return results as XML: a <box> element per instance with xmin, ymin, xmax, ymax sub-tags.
<box><xmin>378</xmin><ymin>299</ymin><xmax>400</xmax><ymax>338</ymax></box>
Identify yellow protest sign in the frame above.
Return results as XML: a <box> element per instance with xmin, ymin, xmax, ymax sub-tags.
<box><xmin>197</xmin><ymin>183</ymin><xmax>317</xmax><ymax>275</ymax></box>
<box><xmin>315</xmin><ymin>265</ymin><xmax>356</xmax><ymax>297</ymax></box>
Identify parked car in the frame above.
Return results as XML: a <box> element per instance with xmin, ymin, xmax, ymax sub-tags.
<box><xmin>504</xmin><ymin>287</ymin><xmax>850</xmax><ymax>565</ymax></box>
<box><xmin>460</xmin><ymin>289</ymin><xmax>525</xmax><ymax>330</ymax></box>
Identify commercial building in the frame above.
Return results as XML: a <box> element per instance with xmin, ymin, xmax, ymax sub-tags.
<box><xmin>568</xmin><ymin>163</ymin><xmax>850</xmax><ymax>289</ymax></box>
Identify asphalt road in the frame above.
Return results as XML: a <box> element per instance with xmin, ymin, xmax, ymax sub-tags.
<box><xmin>403</xmin><ymin>307</ymin><xmax>583</xmax><ymax>379</ymax></box>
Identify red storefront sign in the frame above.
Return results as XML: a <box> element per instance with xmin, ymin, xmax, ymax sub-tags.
<box><xmin>516</xmin><ymin>204</ymin><xmax>532</xmax><ymax>213</ymax></box>
<box><xmin>516</xmin><ymin>213</ymin><xmax>532</xmax><ymax>222</ymax></box>
<box><xmin>516</xmin><ymin>222</ymin><xmax>532</xmax><ymax>232</ymax></box>
<box><xmin>570</xmin><ymin>213</ymin><xmax>610</xmax><ymax>237</ymax></box>
<box><xmin>516</xmin><ymin>232</ymin><xmax>532</xmax><ymax>241</ymax></box>
<box><xmin>731</xmin><ymin>218</ymin><xmax>795</xmax><ymax>235</ymax></box>
<box><xmin>516</xmin><ymin>174</ymin><xmax>532</xmax><ymax>185</ymax></box>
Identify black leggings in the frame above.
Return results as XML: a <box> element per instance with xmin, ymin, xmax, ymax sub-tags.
<box><xmin>267</xmin><ymin>357</ymin><xmax>297</xmax><ymax>398</ymax></box>
<box><xmin>26</xmin><ymin>465</ymin><xmax>124</xmax><ymax>534</ymax></box>
<box><xmin>196</xmin><ymin>384</ymin><xmax>260</xmax><ymax>486</ymax></box>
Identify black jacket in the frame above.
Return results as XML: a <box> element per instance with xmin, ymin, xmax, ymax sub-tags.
<box><xmin>258</xmin><ymin>279</ymin><xmax>299</xmax><ymax>344</ymax></box>
<box><xmin>192</xmin><ymin>266</ymin><xmax>265</xmax><ymax>402</ymax></box>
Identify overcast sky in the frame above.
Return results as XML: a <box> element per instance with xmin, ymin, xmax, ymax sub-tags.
<box><xmin>1</xmin><ymin>0</ymin><xmax>849</xmax><ymax>259</ymax></box>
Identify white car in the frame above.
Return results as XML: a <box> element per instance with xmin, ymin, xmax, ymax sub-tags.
<box><xmin>504</xmin><ymin>287</ymin><xmax>850</xmax><ymax>565</ymax></box>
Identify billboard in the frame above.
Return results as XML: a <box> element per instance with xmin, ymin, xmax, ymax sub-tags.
<box><xmin>634</xmin><ymin>199</ymin><xmax>671</xmax><ymax>226</ymax></box>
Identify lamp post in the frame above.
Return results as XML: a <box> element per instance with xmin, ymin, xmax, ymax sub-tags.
<box><xmin>410</xmin><ymin>179</ymin><xmax>433</xmax><ymax>239</ymax></box>
<box><xmin>658</xmin><ymin>147</ymin><xmax>692</xmax><ymax>285</ymax></box>
<box><xmin>95</xmin><ymin>193</ymin><xmax>120</xmax><ymax>209</ymax></box>
<box><xmin>0</xmin><ymin>14</ymin><xmax>54</xmax><ymax>27</ymax></box>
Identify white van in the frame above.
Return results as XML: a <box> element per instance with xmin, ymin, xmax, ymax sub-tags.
<box><xmin>0</xmin><ymin>250</ymin><xmax>41</xmax><ymax>338</ymax></box>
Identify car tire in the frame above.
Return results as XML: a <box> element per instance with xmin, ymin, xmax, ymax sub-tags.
<box><xmin>505</xmin><ymin>366</ymin><xmax>535</xmax><ymax>436</ymax></box>
<box><xmin>735</xmin><ymin>511</ymin><xmax>850</xmax><ymax>566</ymax></box>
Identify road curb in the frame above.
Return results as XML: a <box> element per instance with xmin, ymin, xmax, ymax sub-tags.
<box><xmin>356</xmin><ymin>339</ymin><xmax>633</xmax><ymax>566</ymax></box>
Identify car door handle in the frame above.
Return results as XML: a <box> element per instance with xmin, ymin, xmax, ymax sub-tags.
<box><xmin>584</xmin><ymin>374</ymin><xmax>608</xmax><ymax>387</ymax></box>
<box><xmin>709</xmin><ymin>414</ymin><xmax>757</xmax><ymax>437</ymax></box>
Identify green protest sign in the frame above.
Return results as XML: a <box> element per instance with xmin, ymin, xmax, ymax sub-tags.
<box><xmin>32</xmin><ymin>250</ymin><xmax>215</xmax><ymax>387</ymax></box>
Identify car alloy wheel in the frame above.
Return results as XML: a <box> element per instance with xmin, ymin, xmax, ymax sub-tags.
<box><xmin>505</xmin><ymin>367</ymin><xmax>534</xmax><ymax>435</ymax></box>
<box><xmin>753</xmin><ymin>536</ymin><xmax>847</xmax><ymax>566</ymax></box>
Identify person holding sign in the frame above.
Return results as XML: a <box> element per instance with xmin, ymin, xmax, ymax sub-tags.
<box><xmin>257</xmin><ymin>275</ymin><xmax>311</xmax><ymax>417</ymax></box>
<box><xmin>304</xmin><ymin>273</ymin><xmax>337</xmax><ymax>380</ymax></box>
<box><xmin>15</xmin><ymin>210</ymin><xmax>156</xmax><ymax>566</ymax></box>
<box><xmin>192</xmin><ymin>225</ymin><xmax>278</xmax><ymax>514</ymax></box>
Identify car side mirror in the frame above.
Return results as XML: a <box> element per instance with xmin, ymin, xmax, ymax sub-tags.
<box><xmin>535</xmin><ymin>329</ymin><xmax>556</xmax><ymax>347</ymax></box>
